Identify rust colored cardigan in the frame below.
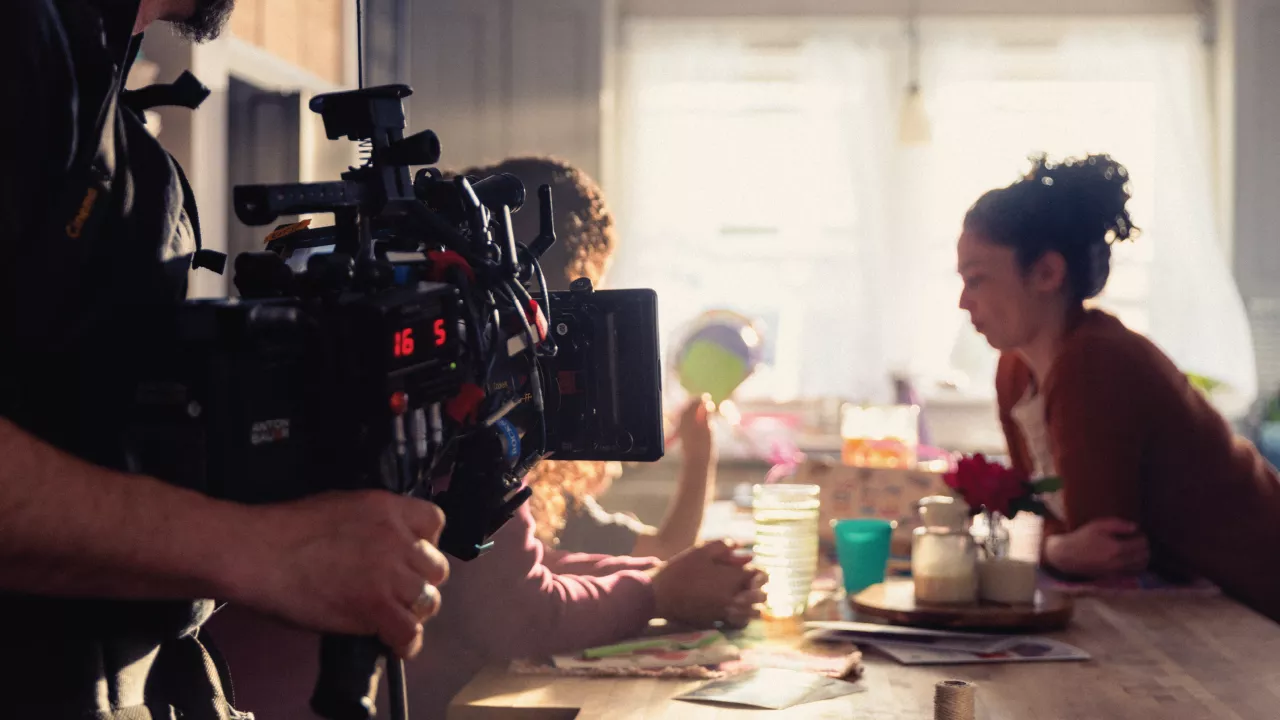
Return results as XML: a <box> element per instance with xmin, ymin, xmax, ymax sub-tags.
<box><xmin>997</xmin><ymin>309</ymin><xmax>1280</xmax><ymax>623</ymax></box>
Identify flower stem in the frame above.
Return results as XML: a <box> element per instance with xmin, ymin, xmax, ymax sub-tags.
<box><xmin>982</xmin><ymin>507</ymin><xmax>996</xmax><ymax>560</ymax></box>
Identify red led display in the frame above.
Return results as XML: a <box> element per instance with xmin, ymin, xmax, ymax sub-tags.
<box><xmin>394</xmin><ymin>320</ymin><xmax>447</xmax><ymax>361</ymax></box>
<box><xmin>394</xmin><ymin>328</ymin><xmax>415</xmax><ymax>357</ymax></box>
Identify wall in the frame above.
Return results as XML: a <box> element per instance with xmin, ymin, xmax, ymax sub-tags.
<box><xmin>622</xmin><ymin>0</ymin><xmax>1198</xmax><ymax>15</ymax></box>
<box><xmin>1229</xmin><ymin>0</ymin><xmax>1280</xmax><ymax>396</ymax></box>
<box><xmin>143</xmin><ymin>2</ymin><xmax>358</xmax><ymax>298</ymax></box>
<box><xmin>407</xmin><ymin>0</ymin><xmax>607</xmax><ymax>179</ymax></box>
<box><xmin>226</xmin><ymin>0</ymin><xmax>346</xmax><ymax>85</ymax></box>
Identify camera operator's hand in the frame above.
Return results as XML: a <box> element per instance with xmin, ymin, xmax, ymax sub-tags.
<box><xmin>231</xmin><ymin>490</ymin><xmax>450</xmax><ymax>659</ymax></box>
<box><xmin>646</xmin><ymin>540</ymin><xmax>758</xmax><ymax>628</ymax></box>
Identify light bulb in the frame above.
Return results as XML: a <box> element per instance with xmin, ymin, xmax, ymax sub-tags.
<box><xmin>898</xmin><ymin>85</ymin><xmax>931</xmax><ymax>146</ymax></box>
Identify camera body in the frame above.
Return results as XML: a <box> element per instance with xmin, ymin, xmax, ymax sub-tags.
<box><xmin>125</xmin><ymin>84</ymin><xmax>664</xmax><ymax>563</ymax></box>
<box><xmin>128</xmin><ymin>279</ymin><xmax>465</xmax><ymax>503</ymax></box>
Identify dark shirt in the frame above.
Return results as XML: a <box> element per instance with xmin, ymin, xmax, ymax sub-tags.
<box><xmin>0</xmin><ymin>1</ymin><xmax>211</xmax><ymax>715</ymax></box>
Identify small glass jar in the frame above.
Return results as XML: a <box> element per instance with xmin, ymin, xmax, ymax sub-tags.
<box><xmin>911</xmin><ymin>526</ymin><xmax>978</xmax><ymax>605</ymax></box>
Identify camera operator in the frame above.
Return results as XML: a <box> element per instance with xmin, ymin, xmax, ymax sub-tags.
<box><xmin>0</xmin><ymin>2</ymin><xmax>448</xmax><ymax>717</ymax></box>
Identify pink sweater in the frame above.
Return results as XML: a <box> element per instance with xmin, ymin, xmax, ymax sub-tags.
<box><xmin>208</xmin><ymin>504</ymin><xmax>658</xmax><ymax>719</ymax></box>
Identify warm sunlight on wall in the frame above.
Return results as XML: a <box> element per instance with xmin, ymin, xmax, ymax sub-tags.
<box><xmin>228</xmin><ymin>0</ymin><xmax>345</xmax><ymax>84</ymax></box>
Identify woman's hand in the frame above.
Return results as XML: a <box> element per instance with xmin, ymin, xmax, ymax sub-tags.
<box><xmin>1044</xmin><ymin>517</ymin><xmax>1149</xmax><ymax>578</ymax></box>
<box><xmin>647</xmin><ymin>540</ymin><xmax>759</xmax><ymax>627</ymax></box>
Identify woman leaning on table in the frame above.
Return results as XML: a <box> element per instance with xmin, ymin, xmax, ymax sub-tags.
<box><xmin>956</xmin><ymin>153</ymin><xmax>1280</xmax><ymax>622</ymax></box>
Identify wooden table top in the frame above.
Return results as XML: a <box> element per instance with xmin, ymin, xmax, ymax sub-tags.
<box><xmin>449</xmin><ymin>592</ymin><xmax>1280</xmax><ymax>719</ymax></box>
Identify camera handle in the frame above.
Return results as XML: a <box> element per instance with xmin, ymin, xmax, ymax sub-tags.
<box><xmin>311</xmin><ymin>635</ymin><xmax>410</xmax><ymax>720</ymax></box>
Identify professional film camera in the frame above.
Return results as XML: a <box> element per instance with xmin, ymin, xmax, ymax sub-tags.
<box><xmin>127</xmin><ymin>84</ymin><xmax>664</xmax><ymax>719</ymax></box>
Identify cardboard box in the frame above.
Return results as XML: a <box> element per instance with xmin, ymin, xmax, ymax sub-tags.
<box><xmin>789</xmin><ymin>459</ymin><xmax>954</xmax><ymax>552</ymax></box>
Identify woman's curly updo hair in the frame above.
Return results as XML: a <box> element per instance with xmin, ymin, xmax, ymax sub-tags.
<box><xmin>458</xmin><ymin>157</ymin><xmax>616</xmax><ymax>291</ymax></box>
<box><xmin>963</xmin><ymin>153</ymin><xmax>1139</xmax><ymax>301</ymax></box>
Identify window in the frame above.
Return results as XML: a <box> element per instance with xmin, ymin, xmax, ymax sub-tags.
<box><xmin>613</xmin><ymin>17</ymin><xmax>1256</xmax><ymax>412</ymax></box>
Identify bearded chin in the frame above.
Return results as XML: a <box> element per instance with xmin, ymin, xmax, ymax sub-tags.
<box><xmin>173</xmin><ymin>0</ymin><xmax>236</xmax><ymax>43</ymax></box>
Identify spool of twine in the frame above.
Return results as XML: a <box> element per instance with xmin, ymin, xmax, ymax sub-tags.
<box><xmin>934</xmin><ymin>679</ymin><xmax>976</xmax><ymax>720</ymax></box>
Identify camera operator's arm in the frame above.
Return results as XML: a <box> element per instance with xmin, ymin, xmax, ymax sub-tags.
<box><xmin>0</xmin><ymin>418</ymin><xmax>449</xmax><ymax>658</ymax></box>
<box><xmin>631</xmin><ymin>397</ymin><xmax>718</xmax><ymax>560</ymax></box>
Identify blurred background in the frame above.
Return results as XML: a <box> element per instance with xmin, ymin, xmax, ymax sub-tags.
<box><xmin>139</xmin><ymin>0</ymin><xmax>1280</xmax><ymax>519</ymax></box>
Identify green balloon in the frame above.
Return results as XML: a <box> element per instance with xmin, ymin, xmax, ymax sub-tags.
<box><xmin>677</xmin><ymin>339</ymin><xmax>750</xmax><ymax>405</ymax></box>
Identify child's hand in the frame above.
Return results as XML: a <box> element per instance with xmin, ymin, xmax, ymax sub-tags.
<box><xmin>723</xmin><ymin>568</ymin><xmax>767</xmax><ymax>628</ymax></box>
<box><xmin>674</xmin><ymin>395</ymin><xmax>715</xmax><ymax>466</ymax></box>
<box><xmin>648</xmin><ymin>540</ymin><xmax>757</xmax><ymax>627</ymax></box>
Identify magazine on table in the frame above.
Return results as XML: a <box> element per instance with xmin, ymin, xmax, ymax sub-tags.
<box><xmin>804</xmin><ymin>621</ymin><xmax>1090</xmax><ymax>665</ymax></box>
<box><xmin>867</xmin><ymin>635</ymin><xmax>1090</xmax><ymax>665</ymax></box>
<box><xmin>805</xmin><ymin>621</ymin><xmax>1009</xmax><ymax>653</ymax></box>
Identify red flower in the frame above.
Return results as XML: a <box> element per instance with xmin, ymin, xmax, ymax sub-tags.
<box><xmin>943</xmin><ymin>454</ymin><xmax>1029</xmax><ymax>517</ymax></box>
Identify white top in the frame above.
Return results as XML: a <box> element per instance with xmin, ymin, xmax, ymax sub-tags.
<box><xmin>1009</xmin><ymin>385</ymin><xmax>1068</xmax><ymax>523</ymax></box>
<box><xmin>999</xmin><ymin>385</ymin><xmax>1058</xmax><ymax>563</ymax></box>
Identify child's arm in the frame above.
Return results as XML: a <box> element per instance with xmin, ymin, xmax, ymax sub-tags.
<box><xmin>632</xmin><ymin>398</ymin><xmax>717</xmax><ymax>560</ymax></box>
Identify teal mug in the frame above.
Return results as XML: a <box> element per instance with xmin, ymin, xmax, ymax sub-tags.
<box><xmin>833</xmin><ymin>518</ymin><xmax>895</xmax><ymax>595</ymax></box>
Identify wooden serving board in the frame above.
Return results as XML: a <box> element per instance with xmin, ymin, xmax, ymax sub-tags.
<box><xmin>852</xmin><ymin>579</ymin><xmax>1073</xmax><ymax>632</ymax></box>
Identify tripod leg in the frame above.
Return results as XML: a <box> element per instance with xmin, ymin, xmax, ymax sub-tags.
<box><xmin>386</xmin><ymin>654</ymin><xmax>409</xmax><ymax>720</ymax></box>
<box><xmin>312</xmin><ymin>634</ymin><xmax>382</xmax><ymax>720</ymax></box>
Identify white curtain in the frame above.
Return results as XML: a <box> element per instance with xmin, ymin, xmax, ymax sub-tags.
<box><xmin>615</xmin><ymin>16</ymin><xmax>1256</xmax><ymax>412</ymax></box>
<box><xmin>614</xmin><ymin>20</ymin><xmax>906</xmax><ymax>404</ymax></box>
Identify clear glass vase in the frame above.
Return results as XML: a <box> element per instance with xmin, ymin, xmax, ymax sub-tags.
<box><xmin>971</xmin><ymin>509</ymin><xmax>1011</xmax><ymax>560</ymax></box>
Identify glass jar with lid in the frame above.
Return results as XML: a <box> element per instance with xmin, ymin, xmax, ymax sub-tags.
<box><xmin>911</xmin><ymin>525</ymin><xmax>978</xmax><ymax>605</ymax></box>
